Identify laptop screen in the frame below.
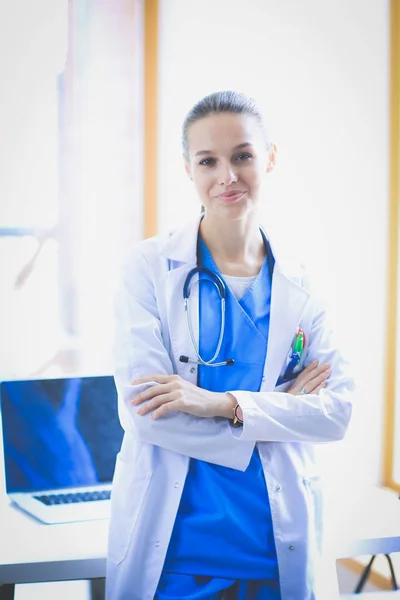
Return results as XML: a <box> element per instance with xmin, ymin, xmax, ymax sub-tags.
<box><xmin>0</xmin><ymin>376</ymin><xmax>124</xmax><ymax>494</ymax></box>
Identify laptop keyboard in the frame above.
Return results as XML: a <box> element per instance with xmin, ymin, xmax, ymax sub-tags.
<box><xmin>33</xmin><ymin>490</ymin><xmax>111</xmax><ymax>505</ymax></box>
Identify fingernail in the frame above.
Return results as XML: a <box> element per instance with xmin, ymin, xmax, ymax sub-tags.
<box><xmin>137</xmin><ymin>408</ymin><xmax>143</xmax><ymax>414</ymax></box>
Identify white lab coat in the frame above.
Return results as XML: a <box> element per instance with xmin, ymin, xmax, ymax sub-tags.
<box><xmin>106</xmin><ymin>215</ymin><xmax>354</xmax><ymax>600</ymax></box>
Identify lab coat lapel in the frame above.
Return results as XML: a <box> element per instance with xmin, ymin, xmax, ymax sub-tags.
<box><xmin>165</xmin><ymin>264</ymin><xmax>199</xmax><ymax>378</ymax></box>
<box><xmin>263</xmin><ymin>266</ymin><xmax>311</xmax><ymax>391</ymax></box>
<box><xmin>161</xmin><ymin>215</ymin><xmax>202</xmax><ymax>378</ymax></box>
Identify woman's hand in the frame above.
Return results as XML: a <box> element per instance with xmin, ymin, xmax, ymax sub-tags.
<box><xmin>130</xmin><ymin>362</ymin><xmax>330</xmax><ymax>421</ymax></box>
<box><xmin>130</xmin><ymin>375</ymin><xmax>235</xmax><ymax>420</ymax></box>
<box><xmin>287</xmin><ymin>360</ymin><xmax>331</xmax><ymax>396</ymax></box>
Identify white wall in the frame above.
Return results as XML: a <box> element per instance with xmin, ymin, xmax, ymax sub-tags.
<box><xmin>158</xmin><ymin>0</ymin><xmax>390</xmax><ymax>488</ymax></box>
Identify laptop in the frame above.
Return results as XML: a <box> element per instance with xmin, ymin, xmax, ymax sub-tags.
<box><xmin>0</xmin><ymin>375</ymin><xmax>124</xmax><ymax>524</ymax></box>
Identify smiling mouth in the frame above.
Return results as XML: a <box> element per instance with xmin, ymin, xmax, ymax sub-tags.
<box><xmin>216</xmin><ymin>191</ymin><xmax>245</xmax><ymax>201</ymax></box>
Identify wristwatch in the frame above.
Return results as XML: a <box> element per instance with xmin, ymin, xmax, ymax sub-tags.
<box><xmin>232</xmin><ymin>403</ymin><xmax>243</xmax><ymax>428</ymax></box>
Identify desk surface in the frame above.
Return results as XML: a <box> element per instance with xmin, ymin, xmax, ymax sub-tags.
<box><xmin>0</xmin><ymin>484</ymin><xmax>399</xmax><ymax>586</ymax></box>
<box><xmin>0</xmin><ymin>493</ymin><xmax>108</xmax><ymax>584</ymax></box>
<box><xmin>323</xmin><ymin>483</ymin><xmax>400</xmax><ymax>557</ymax></box>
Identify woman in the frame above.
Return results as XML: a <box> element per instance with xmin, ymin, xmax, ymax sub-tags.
<box><xmin>106</xmin><ymin>91</ymin><xmax>354</xmax><ymax>600</ymax></box>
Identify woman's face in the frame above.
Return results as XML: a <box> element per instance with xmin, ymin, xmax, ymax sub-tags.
<box><xmin>185</xmin><ymin>112</ymin><xmax>275</xmax><ymax>219</ymax></box>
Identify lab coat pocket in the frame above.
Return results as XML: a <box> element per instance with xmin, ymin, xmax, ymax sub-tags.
<box><xmin>276</xmin><ymin>325</ymin><xmax>310</xmax><ymax>386</ymax></box>
<box><xmin>108</xmin><ymin>453</ymin><xmax>152</xmax><ymax>565</ymax></box>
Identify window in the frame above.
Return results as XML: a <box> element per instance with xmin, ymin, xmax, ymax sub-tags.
<box><xmin>0</xmin><ymin>3</ymin><xmax>66</xmax><ymax>377</ymax></box>
<box><xmin>0</xmin><ymin>1</ymin><xmax>144</xmax><ymax>380</ymax></box>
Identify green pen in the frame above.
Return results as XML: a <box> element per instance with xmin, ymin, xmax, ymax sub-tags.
<box><xmin>293</xmin><ymin>330</ymin><xmax>304</xmax><ymax>355</ymax></box>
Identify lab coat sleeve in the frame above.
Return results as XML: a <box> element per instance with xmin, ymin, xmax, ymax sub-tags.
<box><xmin>113</xmin><ymin>247</ymin><xmax>255</xmax><ymax>471</ymax></box>
<box><xmin>230</xmin><ymin>276</ymin><xmax>354</xmax><ymax>444</ymax></box>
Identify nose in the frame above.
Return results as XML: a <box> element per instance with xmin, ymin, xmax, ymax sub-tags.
<box><xmin>218</xmin><ymin>162</ymin><xmax>238</xmax><ymax>186</ymax></box>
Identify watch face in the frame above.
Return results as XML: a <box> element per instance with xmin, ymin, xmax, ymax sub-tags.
<box><xmin>234</xmin><ymin>404</ymin><xmax>243</xmax><ymax>424</ymax></box>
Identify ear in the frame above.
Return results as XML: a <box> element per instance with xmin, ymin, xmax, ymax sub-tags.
<box><xmin>266</xmin><ymin>143</ymin><xmax>277</xmax><ymax>173</ymax></box>
<box><xmin>183</xmin><ymin>156</ymin><xmax>193</xmax><ymax>180</ymax></box>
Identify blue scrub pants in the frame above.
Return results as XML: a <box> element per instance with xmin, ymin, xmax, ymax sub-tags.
<box><xmin>154</xmin><ymin>574</ymin><xmax>281</xmax><ymax>600</ymax></box>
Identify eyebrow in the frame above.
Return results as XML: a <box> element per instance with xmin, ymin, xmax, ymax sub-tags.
<box><xmin>194</xmin><ymin>142</ymin><xmax>252</xmax><ymax>157</ymax></box>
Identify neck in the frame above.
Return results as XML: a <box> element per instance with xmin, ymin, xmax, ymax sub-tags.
<box><xmin>199</xmin><ymin>212</ymin><xmax>264</xmax><ymax>264</ymax></box>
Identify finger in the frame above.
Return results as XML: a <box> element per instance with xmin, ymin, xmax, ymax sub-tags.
<box><xmin>288</xmin><ymin>364</ymin><xmax>330</xmax><ymax>395</ymax></box>
<box><xmin>296</xmin><ymin>362</ymin><xmax>330</xmax><ymax>386</ymax></box>
<box><xmin>304</xmin><ymin>382</ymin><xmax>326</xmax><ymax>396</ymax></box>
<box><xmin>303</xmin><ymin>362</ymin><xmax>330</xmax><ymax>377</ymax></box>
<box><xmin>301</xmin><ymin>360</ymin><xmax>319</xmax><ymax>373</ymax></box>
<box><xmin>293</xmin><ymin>380</ymin><xmax>327</xmax><ymax>397</ymax></box>
<box><xmin>312</xmin><ymin>382</ymin><xmax>326</xmax><ymax>395</ymax></box>
<box><xmin>131</xmin><ymin>382</ymin><xmax>174</xmax><ymax>405</ymax></box>
<box><xmin>151</xmin><ymin>400</ymin><xmax>182</xmax><ymax>420</ymax></box>
<box><xmin>305</xmin><ymin>369</ymin><xmax>331</xmax><ymax>392</ymax></box>
<box><xmin>136</xmin><ymin>392</ymin><xmax>177</xmax><ymax>415</ymax></box>
<box><xmin>131</xmin><ymin>374</ymin><xmax>176</xmax><ymax>386</ymax></box>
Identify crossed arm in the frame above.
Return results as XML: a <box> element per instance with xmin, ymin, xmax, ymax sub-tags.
<box><xmin>114</xmin><ymin>252</ymin><xmax>353</xmax><ymax>470</ymax></box>
<box><xmin>131</xmin><ymin>360</ymin><xmax>331</xmax><ymax>421</ymax></box>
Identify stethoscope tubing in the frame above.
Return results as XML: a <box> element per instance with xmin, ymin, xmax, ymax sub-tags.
<box><xmin>180</xmin><ymin>231</ymin><xmax>274</xmax><ymax>368</ymax></box>
<box><xmin>184</xmin><ymin>294</ymin><xmax>227</xmax><ymax>366</ymax></box>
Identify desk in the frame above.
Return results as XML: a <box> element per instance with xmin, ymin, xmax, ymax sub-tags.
<box><xmin>323</xmin><ymin>483</ymin><xmax>400</xmax><ymax>594</ymax></box>
<box><xmin>0</xmin><ymin>485</ymin><xmax>399</xmax><ymax>599</ymax></box>
<box><xmin>323</xmin><ymin>484</ymin><xmax>400</xmax><ymax>557</ymax></box>
<box><xmin>0</xmin><ymin>493</ymin><xmax>108</xmax><ymax>600</ymax></box>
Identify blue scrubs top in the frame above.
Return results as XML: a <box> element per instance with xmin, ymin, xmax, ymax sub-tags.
<box><xmin>163</xmin><ymin>235</ymin><xmax>279</xmax><ymax>582</ymax></box>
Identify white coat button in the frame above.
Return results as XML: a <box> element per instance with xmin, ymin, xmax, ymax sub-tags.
<box><xmin>174</xmin><ymin>482</ymin><xmax>180</xmax><ymax>488</ymax></box>
<box><xmin>289</xmin><ymin>545</ymin><xmax>295</xmax><ymax>551</ymax></box>
<box><xmin>190</xmin><ymin>367</ymin><xmax>196</xmax><ymax>373</ymax></box>
<box><xmin>155</xmin><ymin>541</ymin><xmax>160</xmax><ymax>547</ymax></box>
<box><xmin>303</xmin><ymin>478</ymin><xmax>310</xmax><ymax>486</ymax></box>
<box><xmin>276</xmin><ymin>485</ymin><xmax>282</xmax><ymax>492</ymax></box>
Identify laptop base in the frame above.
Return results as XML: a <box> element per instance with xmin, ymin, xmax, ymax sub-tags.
<box><xmin>10</xmin><ymin>485</ymin><xmax>112</xmax><ymax>524</ymax></box>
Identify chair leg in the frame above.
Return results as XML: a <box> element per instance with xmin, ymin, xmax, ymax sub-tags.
<box><xmin>354</xmin><ymin>555</ymin><xmax>376</xmax><ymax>593</ymax></box>
<box><xmin>90</xmin><ymin>578</ymin><xmax>106</xmax><ymax>600</ymax></box>
<box><xmin>0</xmin><ymin>584</ymin><xmax>15</xmax><ymax>600</ymax></box>
<box><xmin>385</xmin><ymin>554</ymin><xmax>399</xmax><ymax>590</ymax></box>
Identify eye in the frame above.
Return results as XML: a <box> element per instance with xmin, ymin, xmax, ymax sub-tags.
<box><xmin>199</xmin><ymin>157</ymin><xmax>216</xmax><ymax>167</ymax></box>
<box><xmin>234</xmin><ymin>152</ymin><xmax>253</xmax><ymax>162</ymax></box>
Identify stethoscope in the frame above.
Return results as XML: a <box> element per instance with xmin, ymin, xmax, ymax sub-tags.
<box><xmin>179</xmin><ymin>232</ymin><xmax>274</xmax><ymax>368</ymax></box>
